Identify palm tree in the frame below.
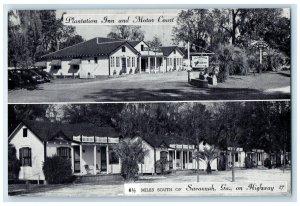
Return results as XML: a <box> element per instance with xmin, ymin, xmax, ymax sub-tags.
<box><xmin>194</xmin><ymin>143</ymin><xmax>219</xmax><ymax>174</ymax></box>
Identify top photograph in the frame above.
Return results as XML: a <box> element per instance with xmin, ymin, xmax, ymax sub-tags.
<box><xmin>7</xmin><ymin>8</ymin><xmax>291</xmax><ymax>103</ymax></box>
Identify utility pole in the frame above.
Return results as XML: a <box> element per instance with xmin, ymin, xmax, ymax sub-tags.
<box><xmin>187</xmin><ymin>41</ymin><xmax>190</xmax><ymax>67</ymax></box>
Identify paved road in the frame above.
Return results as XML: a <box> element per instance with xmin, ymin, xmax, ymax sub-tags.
<box><xmin>8</xmin><ymin>71</ymin><xmax>291</xmax><ymax>103</ymax></box>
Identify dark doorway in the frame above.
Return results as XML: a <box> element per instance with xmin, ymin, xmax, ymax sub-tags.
<box><xmin>121</xmin><ymin>58</ymin><xmax>126</xmax><ymax>73</ymax></box>
<box><xmin>183</xmin><ymin>151</ymin><xmax>186</xmax><ymax>169</ymax></box>
<box><xmin>73</xmin><ymin>146</ymin><xmax>80</xmax><ymax>173</ymax></box>
<box><xmin>100</xmin><ymin>146</ymin><xmax>107</xmax><ymax>172</ymax></box>
<box><xmin>173</xmin><ymin>58</ymin><xmax>176</xmax><ymax>70</ymax></box>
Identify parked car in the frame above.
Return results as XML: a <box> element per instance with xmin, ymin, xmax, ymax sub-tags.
<box><xmin>8</xmin><ymin>70</ymin><xmax>25</xmax><ymax>89</ymax></box>
<box><xmin>16</xmin><ymin>69</ymin><xmax>43</xmax><ymax>84</ymax></box>
<box><xmin>32</xmin><ymin>69</ymin><xmax>53</xmax><ymax>82</ymax></box>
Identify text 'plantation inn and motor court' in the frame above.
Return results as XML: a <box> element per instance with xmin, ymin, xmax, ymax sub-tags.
<box><xmin>37</xmin><ymin>37</ymin><xmax>185</xmax><ymax>78</ymax></box>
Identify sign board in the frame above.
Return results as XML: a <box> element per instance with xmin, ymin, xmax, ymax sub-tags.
<box><xmin>192</xmin><ymin>56</ymin><xmax>209</xmax><ymax>68</ymax></box>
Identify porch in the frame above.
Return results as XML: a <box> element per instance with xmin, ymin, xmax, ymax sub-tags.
<box><xmin>71</xmin><ymin>143</ymin><xmax>121</xmax><ymax>176</ymax></box>
<box><xmin>140</xmin><ymin>55</ymin><xmax>165</xmax><ymax>73</ymax></box>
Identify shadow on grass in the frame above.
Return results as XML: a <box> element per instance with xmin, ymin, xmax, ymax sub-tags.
<box><xmin>83</xmin><ymin>86</ymin><xmax>290</xmax><ymax>102</ymax></box>
<box><xmin>276</xmin><ymin>72</ymin><xmax>291</xmax><ymax>77</ymax></box>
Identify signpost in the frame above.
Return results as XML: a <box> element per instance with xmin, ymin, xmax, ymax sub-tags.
<box><xmin>251</xmin><ymin>40</ymin><xmax>269</xmax><ymax>65</ymax></box>
<box><xmin>191</xmin><ymin>56</ymin><xmax>209</xmax><ymax>69</ymax></box>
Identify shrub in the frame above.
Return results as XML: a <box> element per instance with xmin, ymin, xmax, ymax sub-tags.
<box><xmin>8</xmin><ymin>144</ymin><xmax>21</xmax><ymax>180</ymax></box>
<box><xmin>245</xmin><ymin>156</ymin><xmax>253</xmax><ymax>169</ymax></box>
<box><xmin>43</xmin><ymin>155</ymin><xmax>74</xmax><ymax>184</ymax></box>
<box><xmin>264</xmin><ymin>158</ymin><xmax>272</xmax><ymax>169</ymax></box>
<box><xmin>266</xmin><ymin>49</ymin><xmax>287</xmax><ymax>71</ymax></box>
<box><xmin>113</xmin><ymin>138</ymin><xmax>148</xmax><ymax>180</ymax></box>
<box><xmin>113</xmin><ymin>70</ymin><xmax>117</xmax><ymax>75</ymax></box>
<box><xmin>155</xmin><ymin>158</ymin><xmax>169</xmax><ymax>174</ymax></box>
<box><xmin>216</xmin><ymin>44</ymin><xmax>249</xmax><ymax>82</ymax></box>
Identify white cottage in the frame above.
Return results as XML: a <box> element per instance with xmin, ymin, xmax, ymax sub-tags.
<box><xmin>38</xmin><ymin>37</ymin><xmax>185</xmax><ymax>78</ymax></box>
<box><xmin>9</xmin><ymin>120</ymin><xmax>217</xmax><ymax>183</ymax></box>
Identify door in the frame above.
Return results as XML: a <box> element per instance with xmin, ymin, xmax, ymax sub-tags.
<box><xmin>173</xmin><ymin>58</ymin><xmax>176</xmax><ymax>70</ymax></box>
<box><xmin>121</xmin><ymin>58</ymin><xmax>126</xmax><ymax>73</ymax></box>
<box><xmin>169</xmin><ymin>151</ymin><xmax>173</xmax><ymax>169</ymax></box>
<box><xmin>100</xmin><ymin>146</ymin><xmax>107</xmax><ymax>171</ymax></box>
<box><xmin>73</xmin><ymin>146</ymin><xmax>80</xmax><ymax>173</ymax></box>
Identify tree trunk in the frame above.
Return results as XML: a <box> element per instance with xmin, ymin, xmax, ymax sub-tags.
<box><xmin>197</xmin><ymin>146</ymin><xmax>200</xmax><ymax>182</ymax></box>
<box><xmin>231</xmin><ymin>152</ymin><xmax>235</xmax><ymax>182</ymax></box>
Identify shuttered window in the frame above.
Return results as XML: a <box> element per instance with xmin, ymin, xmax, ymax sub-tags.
<box><xmin>57</xmin><ymin>147</ymin><xmax>71</xmax><ymax>158</ymax></box>
<box><xmin>19</xmin><ymin>147</ymin><xmax>32</xmax><ymax>166</ymax></box>
<box><xmin>132</xmin><ymin>57</ymin><xmax>135</xmax><ymax>67</ymax></box>
<box><xmin>116</xmin><ymin>57</ymin><xmax>120</xmax><ymax>67</ymax></box>
<box><xmin>109</xmin><ymin>148</ymin><xmax>119</xmax><ymax>164</ymax></box>
<box><xmin>127</xmin><ymin>57</ymin><xmax>131</xmax><ymax>67</ymax></box>
<box><xmin>23</xmin><ymin>128</ymin><xmax>28</xmax><ymax>137</ymax></box>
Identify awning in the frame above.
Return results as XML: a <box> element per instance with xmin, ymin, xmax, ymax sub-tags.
<box><xmin>34</xmin><ymin>61</ymin><xmax>47</xmax><ymax>67</ymax></box>
<box><xmin>68</xmin><ymin>59</ymin><xmax>81</xmax><ymax>65</ymax></box>
<box><xmin>50</xmin><ymin>60</ymin><xmax>61</xmax><ymax>66</ymax></box>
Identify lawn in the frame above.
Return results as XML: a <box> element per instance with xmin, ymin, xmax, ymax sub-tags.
<box><xmin>8</xmin><ymin>168</ymin><xmax>291</xmax><ymax>197</ymax></box>
<box><xmin>8</xmin><ymin>70</ymin><xmax>291</xmax><ymax>103</ymax></box>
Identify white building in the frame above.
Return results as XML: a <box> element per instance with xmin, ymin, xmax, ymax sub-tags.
<box><xmin>37</xmin><ymin>37</ymin><xmax>185</xmax><ymax>78</ymax></box>
<box><xmin>8</xmin><ymin>120</ymin><xmax>216</xmax><ymax>183</ymax></box>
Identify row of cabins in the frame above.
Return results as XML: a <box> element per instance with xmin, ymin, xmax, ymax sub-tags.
<box><xmin>35</xmin><ymin>37</ymin><xmax>185</xmax><ymax>78</ymax></box>
<box><xmin>8</xmin><ymin>120</ymin><xmax>290</xmax><ymax>184</ymax></box>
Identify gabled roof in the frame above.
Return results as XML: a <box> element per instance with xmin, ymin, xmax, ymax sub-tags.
<box><xmin>128</xmin><ymin>40</ymin><xmax>141</xmax><ymax>47</ymax></box>
<box><xmin>41</xmin><ymin>37</ymin><xmax>139</xmax><ymax>60</ymax></box>
<box><xmin>160</xmin><ymin>46</ymin><xmax>184</xmax><ymax>57</ymax></box>
<box><xmin>9</xmin><ymin>120</ymin><xmax>119</xmax><ymax>142</ymax></box>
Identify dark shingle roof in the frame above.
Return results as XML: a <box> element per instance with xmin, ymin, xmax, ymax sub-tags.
<box><xmin>21</xmin><ymin>120</ymin><xmax>119</xmax><ymax>142</ymax></box>
<box><xmin>128</xmin><ymin>40</ymin><xmax>141</xmax><ymax>47</ymax></box>
<box><xmin>41</xmin><ymin>37</ymin><xmax>139</xmax><ymax>60</ymax></box>
<box><xmin>142</xmin><ymin>134</ymin><xmax>195</xmax><ymax>148</ymax></box>
<box><xmin>160</xmin><ymin>46</ymin><xmax>184</xmax><ymax>56</ymax></box>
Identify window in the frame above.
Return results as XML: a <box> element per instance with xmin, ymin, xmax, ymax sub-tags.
<box><xmin>57</xmin><ymin>147</ymin><xmax>71</xmax><ymax>158</ymax></box>
<box><xmin>122</xmin><ymin>46</ymin><xmax>126</xmax><ymax>52</ymax></box>
<box><xmin>94</xmin><ymin>57</ymin><xmax>98</xmax><ymax>64</ymax></box>
<box><xmin>110</xmin><ymin>57</ymin><xmax>115</xmax><ymax>67</ymax></box>
<box><xmin>116</xmin><ymin>57</ymin><xmax>120</xmax><ymax>67</ymax></box>
<box><xmin>19</xmin><ymin>147</ymin><xmax>32</xmax><ymax>166</ymax></box>
<box><xmin>23</xmin><ymin>128</ymin><xmax>28</xmax><ymax>137</ymax></box>
<box><xmin>109</xmin><ymin>148</ymin><xmax>119</xmax><ymax>164</ymax></box>
<box><xmin>173</xmin><ymin>50</ymin><xmax>176</xmax><ymax>54</ymax></box>
<box><xmin>127</xmin><ymin>57</ymin><xmax>131</xmax><ymax>67</ymax></box>
<box><xmin>141</xmin><ymin>45</ymin><xmax>144</xmax><ymax>51</ymax></box>
<box><xmin>235</xmin><ymin>153</ymin><xmax>239</xmax><ymax>162</ymax></box>
<box><xmin>189</xmin><ymin>151</ymin><xmax>193</xmax><ymax>163</ymax></box>
<box><xmin>132</xmin><ymin>57</ymin><xmax>135</xmax><ymax>67</ymax></box>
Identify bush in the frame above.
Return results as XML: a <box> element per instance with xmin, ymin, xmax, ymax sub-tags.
<box><xmin>43</xmin><ymin>156</ymin><xmax>74</xmax><ymax>184</ymax></box>
<box><xmin>113</xmin><ymin>138</ymin><xmax>148</xmax><ymax>180</ymax></box>
<box><xmin>245</xmin><ymin>156</ymin><xmax>253</xmax><ymax>169</ymax></box>
<box><xmin>266</xmin><ymin>49</ymin><xmax>287</xmax><ymax>71</ymax></box>
<box><xmin>8</xmin><ymin>144</ymin><xmax>21</xmax><ymax>180</ymax></box>
<box><xmin>264</xmin><ymin>158</ymin><xmax>272</xmax><ymax>169</ymax></box>
<box><xmin>155</xmin><ymin>158</ymin><xmax>169</xmax><ymax>174</ymax></box>
<box><xmin>216</xmin><ymin>45</ymin><xmax>249</xmax><ymax>82</ymax></box>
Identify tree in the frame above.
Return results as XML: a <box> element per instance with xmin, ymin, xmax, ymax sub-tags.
<box><xmin>113</xmin><ymin>138</ymin><xmax>148</xmax><ymax>180</ymax></box>
<box><xmin>147</xmin><ymin>36</ymin><xmax>162</xmax><ymax>48</ymax></box>
<box><xmin>8</xmin><ymin>10</ymin><xmax>84</xmax><ymax>67</ymax></box>
<box><xmin>173</xmin><ymin>9</ymin><xmax>214</xmax><ymax>49</ymax></box>
<box><xmin>216</xmin><ymin>102</ymin><xmax>247</xmax><ymax>182</ymax></box>
<box><xmin>107</xmin><ymin>25</ymin><xmax>145</xmax><ymax>41</ymax></box>
<box><xmin>8</xmin><ymin>144</ymin><xmax>21</xmax><ymax>180</ymax></box>
<box><xmin>195</xmin><ymin>144</ymin><xmax>219</xmax><ymax>174</ymax></box>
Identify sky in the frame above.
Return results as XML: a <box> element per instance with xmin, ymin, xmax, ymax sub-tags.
<box><xmin>56</xmin><ymin>8</ymin><xmax>291</xmax><ymax>46</ymax></box>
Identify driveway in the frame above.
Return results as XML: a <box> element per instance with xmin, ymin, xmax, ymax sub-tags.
<box><xmin>8</xmin><ymin>71</ymin><xmax>291</xmax><ymax>103</ymax></box>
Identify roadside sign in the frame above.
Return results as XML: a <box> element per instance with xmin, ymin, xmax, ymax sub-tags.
<box><xmin>192</xmin><ymin>56</ymin><xmax>209</xmax><ymax>68</ymax></box>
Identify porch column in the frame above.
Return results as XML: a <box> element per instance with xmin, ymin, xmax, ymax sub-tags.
<box><xmin>71</xmin><ymin>146</ymin><xmax>74</xmax><ymax>173</ymax></box>
<box><xmin>93</xmin><ymin>145</ymin><xmax>97</xmax><ymax>175</ymax></box>
<box><xmin>148</xmin><ymin>57</ymin><xmax>151</xmax><ymax>73</ymax></box>
<box><xmin>187</xmin><ymin>149</ymin><xmax>189</xmax><ymax>169</ymax></box>
<box><xmin>174</xmin><ymin>149</ymin><xmax>177</xmax><ymax>170</ymax></box>
<box><xmin>181</xmin><ymin>151</ymin><xmax>184</xmax><ymax>169</ymax></box>
<box><xmin>139</xmin><ymin>56</ymin><xmax>142</xmax><ymax>73</ymax></box>
<box><xmin>106</xmin><ymin>145</ymin><xmax>109</xmax><ymax>174</ymax></box>
<box><xmin>154</xmin><ymin>57</ymin><xmax>157</xmax><ymax>73</ymax></box>
<box><xmin>79</xmin><ymin>144</ymin><xmax>83</xmax><ymax>174</ymax></box>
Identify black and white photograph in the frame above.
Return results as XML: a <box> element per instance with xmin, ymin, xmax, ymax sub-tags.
<box><xmin>7</xmin><ymin>8</ymin><xmax>291</xmax><ymax>102</ymax></box>
<box><xmin>7</xmin><ymin>101</ymin><xmax>291</xmax><ymax>196</ymax></box>
<box><xmin>4</xmin><ymin>5</ymin><xmax>294</xmax><ymax>200</ymax></box>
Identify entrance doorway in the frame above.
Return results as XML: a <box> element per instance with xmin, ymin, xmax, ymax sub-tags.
<box><xmin>121</xmin><ymin>58</ymin><xmax>126</xmax><ymax>73</ymax></box>
<box><xmin>73</xmin><ymin>146</ymin><xmax>80</xmax><ymax>173</ymax></box>
<box><xmin>173</xmin><ymin>58</ymin><xmax>177</xmax><ymax>70</ymax></box>
<box><xmin>100</xmin><ymin>146</ymin><xmax>107</xmax><ymax>172</ymax></box>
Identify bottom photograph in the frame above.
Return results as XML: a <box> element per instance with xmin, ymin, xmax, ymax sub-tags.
<box><xmin>7</xmin><ymin>101</ymin><xmax>291</xmax><ymax>197</ymax></box>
